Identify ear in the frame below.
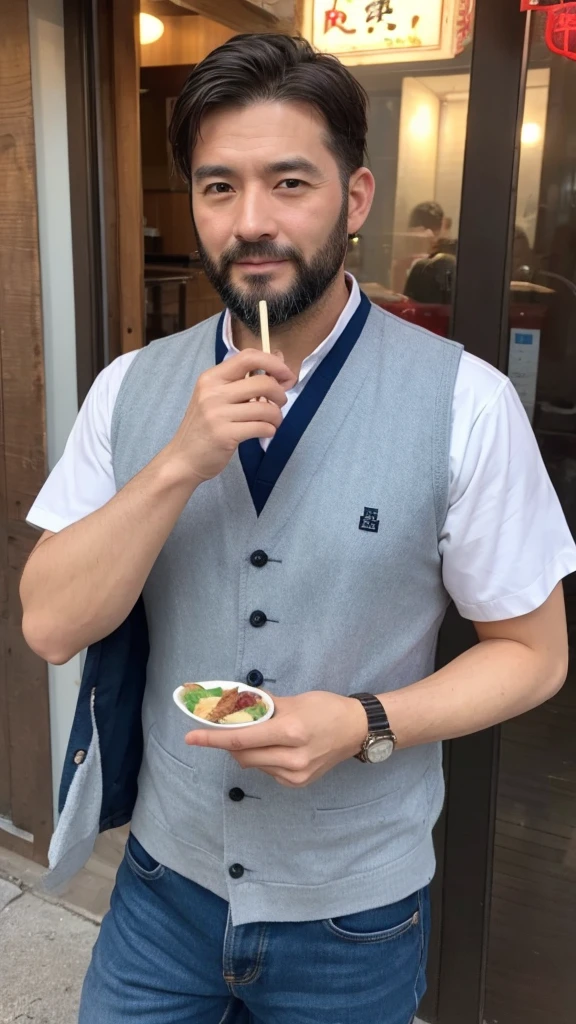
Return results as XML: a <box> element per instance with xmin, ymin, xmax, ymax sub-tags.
<box><xmin>347</xmin><ymin>167</ymin><xmax>375</xmax><ymax>235</ymax></box>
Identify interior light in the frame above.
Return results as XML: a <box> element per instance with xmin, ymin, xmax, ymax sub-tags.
<box><xmin>140</xmin><ymin>13</ymin><xmax>165</xmax><ymax>45</ymax></box>
<box><xmin>409</xmin><ymin>106</ymin><xmax>433</xmax><ymax>140</ymax></box>
<box><xmin>521</xmin><ymin>122</ymin><xmax>541</xmax><ymax>146</ymax></box>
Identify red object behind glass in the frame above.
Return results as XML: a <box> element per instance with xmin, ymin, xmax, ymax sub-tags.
<box><xmin>520</xmin><ymin>0</ymin><xmax>562</xmax><ymax>9</ymax></box>
<box><xmin>546</xmin><ymin>3</ymin><xmax>576</xmax><ymax>59</ymax></box>
<box><xmin>520</xmin><ymin>1</ymin><xmax>576</xmax><ymax>62</ymax></box>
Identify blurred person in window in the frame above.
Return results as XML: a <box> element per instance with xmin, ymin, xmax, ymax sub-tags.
<box><xmin>405</xmin><ymin>252</ymin><xmax>456</xmax><ymax>306</ymax></box>
<box><xmin>408</xmin><ymin>201</ymin><xmax>446</xmax><ymax>246</ymax></box>
<box><xmin>392</xmin><ymin>201</ymin><xmax>451</xmax><ymax>292</ymax></box>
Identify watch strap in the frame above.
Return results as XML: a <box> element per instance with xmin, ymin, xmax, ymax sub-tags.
<box><xmin>349</xmin><ymin>692</ymin><xmax>390</xmax><ymax>733</ymax></box>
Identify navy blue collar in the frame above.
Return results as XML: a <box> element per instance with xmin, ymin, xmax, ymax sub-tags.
<box><xmin>215</xmin><ymin>292</ymin><xmax>371</xmax><ymax>514</ymax></box>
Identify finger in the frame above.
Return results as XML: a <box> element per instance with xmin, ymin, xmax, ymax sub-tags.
<box><xmin>185</xmin><ymin>718</ymin><xmax>298</xmax><ymax>752</ymax></box>
<box><xmin>216</xmin><ymin>350</ymin><xmax>295</xmax><ymax>388</ymax></box>
<box><xmin>257</xmin><ymin>767</ymin><xmax>310</xmax><ymax>788</ymax></box>
<box><xmin>230</xmin><ymin>421</ymin><xmax>277</xmax><ymax>444</ymax></box>
<box><xmin>223</xmin><ymin>376</ymin><xmax>290</xmax><ymax>407</ymax></box>
<box><xmin>229</xmin><ymin>403</ymin><xmax>283</xmax><ymax>429</ymax></box>
<box><xmin>232</xmin><ymin>747</ymin><xmax>309</xmax><ymax>771</ymax></box>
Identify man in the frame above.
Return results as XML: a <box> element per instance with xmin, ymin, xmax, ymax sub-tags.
<box><xmin>392</xmin><ymin>202</ymin><xmax>449</xmax><ymax>293</ymax></box>
<box><xmin>408</xmin><ymin>201</ymin><xmax>446</xmax><ymax>240</ymax></box>
<box><xmin>21</xmin><ymin>34</ymin><xmax>575</xmax><ymax>1024</ymax></box>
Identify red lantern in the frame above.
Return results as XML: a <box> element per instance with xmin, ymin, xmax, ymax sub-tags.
<box><xmin>521</xmin><ymin>0</ymin><xmax>576</xmax><ymax>61</ymax></box>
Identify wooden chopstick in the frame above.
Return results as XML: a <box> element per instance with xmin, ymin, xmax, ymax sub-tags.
<box><xmin>258</xmin><ymin>300</ymin><xmax>271</xmax><ymax>354</ymax></box>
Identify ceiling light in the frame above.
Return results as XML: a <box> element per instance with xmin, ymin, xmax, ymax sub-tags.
<box><xmin>521</xmin><ymin>122</ymin><xmax>541</xmax><ymax>146</ymax></box>
<box><xmin>140</xmin><ymin>13</ymin><xmax>165</xmax><ymax>45</ymax></box>
<box><xmin>409</xmin><ymin>106</ymin><xmax>433</xmax><ymax>140</ymax></box>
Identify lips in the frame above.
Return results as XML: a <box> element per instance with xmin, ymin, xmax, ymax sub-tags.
<box><xmin>235</xmin><ymin>259</ymin><xmax>289</xmax><ymax>271</ymax></box>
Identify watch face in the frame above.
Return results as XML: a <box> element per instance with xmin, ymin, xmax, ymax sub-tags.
<box><xmin>366</xmin><ymin>737</ymin><xmax>395</xmax><ymax>763</ymax></box>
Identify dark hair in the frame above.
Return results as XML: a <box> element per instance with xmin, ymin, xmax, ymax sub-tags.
<box><xmin>404</xmin><ymin>253</ymin><xmax>456</xmax><ymax>305</ymax></box>
<box><xmin>408</xmin><ymin>201</ymin><xmax>445</xmax><ymax>234</ymax></box>
<box><xmin>169</xmin><ymin>34</ymin><xmax>368</xmax><ymax>184</ymax></box>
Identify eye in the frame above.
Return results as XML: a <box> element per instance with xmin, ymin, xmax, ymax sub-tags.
<box><xmin>277</xmin><ymin>179</ymin><xmax>304</xmax><ymax>190</ymax></box>
<box><xmin>204</xmin><ymin>182</ymin><xmax>234</xmax><ymax>195</ymax></box>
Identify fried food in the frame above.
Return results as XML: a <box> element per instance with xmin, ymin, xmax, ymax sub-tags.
<box><xmin>207</xmin><ymin>687</ymin><xmax>240</xmax><ymax>722</ymax></box>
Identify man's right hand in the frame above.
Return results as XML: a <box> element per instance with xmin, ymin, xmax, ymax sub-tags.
<box><xmin>167</xmin><ymin>349</ymin><xmax>296</xmax><ymax>485</ymax></box>
<box><xmin>21</xmin><ymin>350</ymin><xmax>296</xmax><ymax>663</ymax></box>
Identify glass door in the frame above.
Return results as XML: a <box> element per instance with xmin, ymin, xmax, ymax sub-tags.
<box><xmin>484</xmin><ymin>18</ymin><xmax>576</xmax><ymax>1024</ymax></box>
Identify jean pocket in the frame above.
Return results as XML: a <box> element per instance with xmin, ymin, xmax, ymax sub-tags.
<box><xmin>324</xmin><ymin>891</ymin><xmax>422</xmax><ymax>944</ymax></box>
<box><xmin>125</xmin><ymin>832</ymin><xmax>166</xmax><ymax>882</ymax></box>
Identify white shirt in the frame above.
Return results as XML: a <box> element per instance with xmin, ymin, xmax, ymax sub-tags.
<box><xmin>27</xmin><ymin>277</ymin><xmax>576</xmax><ymax>623</ymax></box>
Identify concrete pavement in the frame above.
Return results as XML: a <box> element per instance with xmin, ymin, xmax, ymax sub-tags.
<box><xmin>0</xmin><ymin>889</ymin><xmax>98</xmax><ymax>1023</ymax></box>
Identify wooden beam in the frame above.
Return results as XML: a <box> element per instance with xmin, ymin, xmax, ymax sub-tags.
<box><xmin>141</xmin><ymin>1</ymin><xmax>195</xmax><ymax>16</ymax></box>
<box><xmin>140</xmin><ymin>15</ymin><xmax>235</xmax><ymax>65</ymax></box>
<box><xmin>169</xmin><ymin>0</ymin><xmax>293</xmax><ymax>35</ymax></box>
<box><xmin>0</xmin><ymin>0</ymin><xmax>53</xmax><ymax>864</ymax></box>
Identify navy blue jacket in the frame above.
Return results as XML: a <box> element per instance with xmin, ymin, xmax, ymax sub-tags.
<box><xmin>59</xmin><ymin>597</ymin><xmax>149</xmax><ymax>830</ymax></box>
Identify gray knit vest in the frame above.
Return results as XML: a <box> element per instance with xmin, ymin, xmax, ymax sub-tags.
<box><xmin>111</xmin><ymin>303</ymin><xmax>462</xmax><ymax>926</ymax></box>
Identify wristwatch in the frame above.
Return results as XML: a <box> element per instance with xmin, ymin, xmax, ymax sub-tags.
<box><xmin>349</xmin><ymin>693</ymin><xmax>397</xmax><ymax>764</ymax></box>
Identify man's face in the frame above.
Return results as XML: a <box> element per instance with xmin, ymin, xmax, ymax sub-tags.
<box><xmin>190</xmin><ymin>101</ymin><xmax>356</xmax><ymax>332</ymax></box>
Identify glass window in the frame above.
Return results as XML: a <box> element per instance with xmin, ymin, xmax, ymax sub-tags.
<box><xmin>485</xmin><ymin>19</ymin><xmax>576</xmax><ymax>1024</ymax></box>
<box><xmin>348</xmin><ymin>53</ymin><xmax>476</xmax><ymax>337</ymax></box>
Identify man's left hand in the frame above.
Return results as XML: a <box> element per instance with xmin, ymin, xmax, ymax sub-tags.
<box><xmin>185</xmin><ymin>691</ymin><xmax>368</xmax><ymax>788</ymax></box>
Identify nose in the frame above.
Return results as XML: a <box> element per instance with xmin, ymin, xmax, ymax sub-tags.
<box><xmin>233</xmin><ymin>186</ymin><xmax>278</xmax><ymax>243</ymax></box>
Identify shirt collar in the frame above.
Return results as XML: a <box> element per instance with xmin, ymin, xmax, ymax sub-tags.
<box><xmin>221</xmin><ymin>274</ymin><xmax>361</xmax><ymax>385</ymax></box>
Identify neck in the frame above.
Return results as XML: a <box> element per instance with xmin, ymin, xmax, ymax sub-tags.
<box><xmin>231</xmin><ymin>272</ymin><xmax>350</xmax><ymax>377</ymax></box>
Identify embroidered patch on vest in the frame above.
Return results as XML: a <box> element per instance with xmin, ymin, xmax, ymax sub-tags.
<box><xmin>359</xmin><ymin>507</ymin><xmax>380</xmax><ymax>533</ymax></box>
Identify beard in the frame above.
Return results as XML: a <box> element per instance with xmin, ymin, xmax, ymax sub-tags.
<box><xmin>194</xmin><ymin>199</ymin><xmax>349</xmax><ymax>333</ymax></box>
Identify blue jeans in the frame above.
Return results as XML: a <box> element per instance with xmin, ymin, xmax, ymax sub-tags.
<box><xmin>79</xmin><ymin>834</ymin><xmax>430</xmax><ymax>1024</ymax></box>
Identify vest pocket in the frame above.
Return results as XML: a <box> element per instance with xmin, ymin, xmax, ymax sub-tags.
<box><xmin>313</xmin><ymin>789</ymin><xmax>404</xmax><ymax>830</ymax></box>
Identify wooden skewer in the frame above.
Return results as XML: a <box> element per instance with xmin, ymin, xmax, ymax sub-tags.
<box><xmin>258</xmin><ymin>300</ymin><xmax>271</xmax><ymax>354</ymax></box>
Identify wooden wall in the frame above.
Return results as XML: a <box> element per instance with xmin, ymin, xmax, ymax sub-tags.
<box><xmin>143</xmin><ymin>189</ymin><xmax>196</xmax><ymax>253</ymax></box>
<box><xmin>141</xmin><ymin>15</ymin><xmax>235</xmax><ymax>67</ymax></box>
<box><xmin>0</xmin><ymin>0</ymin><xmax>53</xmax><ymax>863</ymax></box>
<box><xmin>141</xmin><ymin>58</ymin><xmax>224</xmax><ymax>329</ymax></box>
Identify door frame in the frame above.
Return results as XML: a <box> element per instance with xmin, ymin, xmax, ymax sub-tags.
<box><xmin>430</xmin><ymin>2</ymin><xmax>530</xmax><ymax>1022</ymax></box>
<box><xmin>0</xmin><ymin>0</ymin><xmax>53</xmax><ymax>865</ymax></box>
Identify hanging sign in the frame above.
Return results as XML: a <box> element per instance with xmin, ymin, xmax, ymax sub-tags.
<box><xmin>521</xmin><ymin>0</ymin><xmax>576</xmax><ymax>61</ymax></box>
<box><xmin>520</xmin><ymin>1</ymin><xmax>560</xmax><ymax>9</ymax></box>
<box><xmin>307</xmin><ymin>0</ymin><xmax>475</xmax><ymax>66</ymax></box>
<box><xmin>546</xmin><ymin>2</ymin><xmax>576</xmax><ymax>59</ymax></box>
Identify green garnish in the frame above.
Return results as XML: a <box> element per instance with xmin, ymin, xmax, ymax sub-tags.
<box><xmin>182</xmin><ymin>687</ymin><xmax>223</xmax><ymax>713</ymax></box>
<box><xmin>246</xmin><ymin>702</ymin><xmax>267</xmax><ymax>720</ymax></box>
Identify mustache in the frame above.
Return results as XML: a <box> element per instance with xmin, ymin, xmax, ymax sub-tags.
<box><xmin>219</xmin><ymin>241</ymin><xmax>302</xmax><ymax>267</ymax></box>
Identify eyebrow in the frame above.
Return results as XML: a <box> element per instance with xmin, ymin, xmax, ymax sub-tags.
<box><xmin>192</xmin><ymin>157</ymin><xmax>323</xmax><ymax>183</ymax></box>
<box><xmin>193</xmin><ymin>164</ymin><xmax>234</xmax><ymax>182</ymax></box>
<box><xmin>264</xmin><ymin>158</ymin><xmax>322</xmax><ymax>177</ymax></box>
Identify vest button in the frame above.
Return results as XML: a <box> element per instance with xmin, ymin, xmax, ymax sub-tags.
<box><xmin>73</xmin><ymin>750</ymin><xmax>86</xmax><ymax>765</ymax></box>
<box><xmin>229</xmin><ymin>863</ymin><xmax>245</xmax><ymax>879</ymax></box>
<box><xmin>229</xmin><ymin>788</ymin><xmax>245</xmax><ymax>802</ymax></box>
<box><xmin>246</xmin><ymin>670</ymin><xmax>264</xmax><ymax>687</ymax></box>
<box><xmin>249</xmin><ymin>610</ymin><xmax>267</xmax><ymax>628</ymax></box>
<box><xmin>250</xmin><ymin>550</ymin><xmax>268</xmax><ymax>568</ymax></box>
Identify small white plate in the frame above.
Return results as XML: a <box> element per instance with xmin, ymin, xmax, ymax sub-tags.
<box><xmin>173</xmin><ymin>680</ymin><xmax>274</xmax><ymax>730</ymax></box>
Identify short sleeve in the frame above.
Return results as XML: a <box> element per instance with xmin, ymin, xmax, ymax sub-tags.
<box><xmin>441</xmin><ymin>376</ymin><xmax>576</xmax><ymax>621</ymax></box>
<box><xmin>26</xmin><ymin>352</ymin><xmax>138</xmax><ymax>533</ymax></box>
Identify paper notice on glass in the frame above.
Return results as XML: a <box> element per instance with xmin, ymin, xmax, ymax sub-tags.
<box><xmin>508</xmin><ymin>328</ymin><xmax>541</xmax><ymax>422</ymax></box>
